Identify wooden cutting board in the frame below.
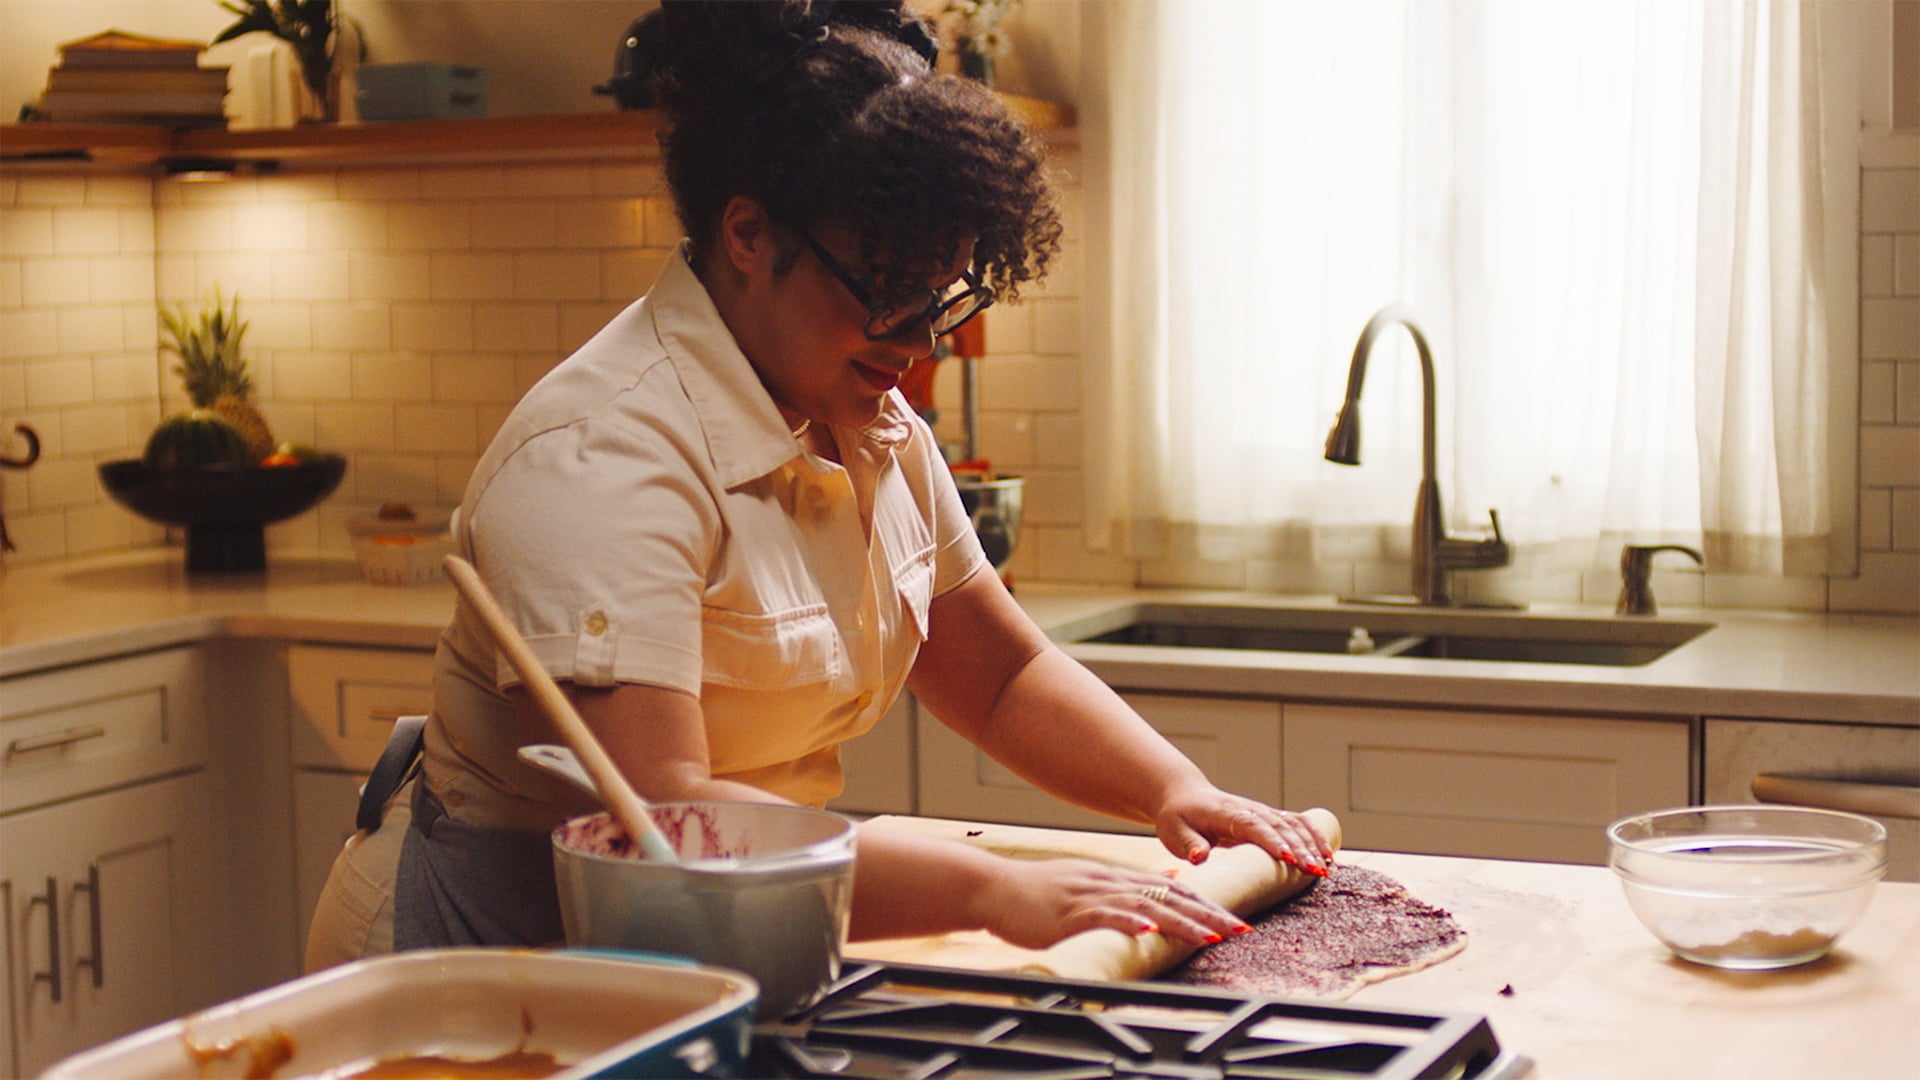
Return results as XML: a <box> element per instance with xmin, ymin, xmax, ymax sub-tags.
<box><xmin>849</xmin><ymin>809</ymin><xmax>1343</xmax><ymax>982</ymax></box>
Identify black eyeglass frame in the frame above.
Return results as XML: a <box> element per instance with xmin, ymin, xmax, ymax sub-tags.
<box><xmin>791</xmin><ymin>225</ymin><xmax>994</xmax><ymax>341</ymax></box>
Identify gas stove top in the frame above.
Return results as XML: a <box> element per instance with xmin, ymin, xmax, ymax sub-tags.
<box><xmin>751</xmin><ymin>962</ymin><xmax>1530</xmax><ymax>1079</ymax></box>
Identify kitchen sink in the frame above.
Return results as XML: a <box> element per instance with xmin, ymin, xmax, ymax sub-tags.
<box><xmin>1070</xmin><ymin>603</ymin><xmax>1713</xmax><ymax>667</ymax></box>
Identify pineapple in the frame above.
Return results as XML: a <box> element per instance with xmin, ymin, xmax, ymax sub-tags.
<box><xmin>159</xmin><ymin>289</ymin><xmax>275</xmax><ymax>461</ymax></box>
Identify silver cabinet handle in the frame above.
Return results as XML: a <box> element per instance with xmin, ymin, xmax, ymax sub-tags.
<box><xmin>6</xmin><ymin>724</ymin><xmax>107</xmax><ymax>757</ymax></box>
<box><xmin>1752</xmin><ymin>774</ymin><xmax>1920</xmax><ymax>821</ymax></box>
<box><xmin>73</xmin><ymin>863</ymin><xmax>103</xmax><ymax>988</ymax></box>
<box><xmin>29</xmin><ymin>875</ymin><xmax>61</xmax><ymax>1003</ymax></box>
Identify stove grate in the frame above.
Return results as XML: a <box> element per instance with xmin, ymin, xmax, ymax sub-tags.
<box><xmin>750</xmin><ymin>962</ymin><xmax>1528</xmax><ymax>1080</ymax></box>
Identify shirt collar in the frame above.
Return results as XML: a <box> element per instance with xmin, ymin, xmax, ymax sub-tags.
<box><xmin>650</xmin><ymin>241</ymin><xmax>918</xmax><ymax>488</ymax></box>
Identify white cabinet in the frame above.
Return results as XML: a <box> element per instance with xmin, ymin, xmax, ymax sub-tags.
<box><xmin>1704</xmin><ymin>717</ymin><xmax>1919</xmax><ymax>882</ymax></box>
<box><xmin>915</xmin><ymin>692</ymin><xmax>1284</xmax><ymax>833</ymax></box>
<box><xmin>0</xmin><ymin>775</ymin><xmax>219</xmax><ymax>1078</ymax></box>
<box><xmin>0</xmin><ymin>649</ymin><xmax>218</xmax><ymax>1078</ymax></box>
<box><xmin>1</xmin><ymin>648</ymin><xmax>209</xmax><ymax>816</ymax></box>
<box><xmin>289</xmin><ymin>645</ymin><xmax>436</xmax><ymax>773</ymax></box>
<box><xmin>1284</xmin><ymin>703</ymin><xmax>1691</xmax><ymax>865</ymax></box>
<box><xmin>287</xmin><ymin>645</ymin><xmax>435</xmax><ymax>947</ymax></box>
<box><xmin>828</xmin><ymin>693</ymin><xmax>917</xmax><ymax>816</ymax></box>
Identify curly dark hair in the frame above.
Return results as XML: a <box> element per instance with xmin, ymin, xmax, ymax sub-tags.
<box><xmin>651</xmin><ymin>0</ymin><xmax>1060</xmax><ymax>306</ymax></box>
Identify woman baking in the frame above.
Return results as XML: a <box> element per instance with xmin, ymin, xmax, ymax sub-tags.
<box><xmin>307</xmin><ymin>0</ymin><xmax>1329</xmax><ymax>970</ymax></box>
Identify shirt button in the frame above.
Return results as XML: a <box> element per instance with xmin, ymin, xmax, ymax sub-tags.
<box><xmin>584</xmin><ymin>611</ymin><xmax>608</xmax><ymax>636</ymax></box>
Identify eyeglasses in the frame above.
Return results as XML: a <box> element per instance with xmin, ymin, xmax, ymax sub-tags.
<box><xmin>792</xmin><ymin>225</ymin><xmax>994</xmax><ymax>340</ymax></box>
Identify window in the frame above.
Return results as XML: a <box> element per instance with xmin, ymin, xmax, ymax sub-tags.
<box><xmin>1084</xmin><ymin>0</ymin><xmax>1842</xmax><ymax>580</ymax></box>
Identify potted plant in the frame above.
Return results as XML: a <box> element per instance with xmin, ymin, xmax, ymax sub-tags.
<box><xmin>213</xmin><ymin>0</ymin><xmax>362</xmax><ymax>122</ymax></box>
<box><xmin>942</xmin><ymin>0</ymin><xmax>1022</xmax><ymax>87</ymax></box>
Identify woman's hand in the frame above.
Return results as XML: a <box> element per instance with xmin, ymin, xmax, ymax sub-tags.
<box><xmin>1154</xmin><ymin>787</ymin><xmax>1334</xmax><ymax>876</ymax></box>
<box><xmin>972</xmin><ymin>856</ymin><xmax>1252</xmax><ymax>949</ymax></box>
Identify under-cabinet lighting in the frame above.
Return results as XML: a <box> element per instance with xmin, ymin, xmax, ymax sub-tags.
<box><xmin>159</xmin><ymin>157</ymin><xmax>279</xmax><ymax>182</ymax></box>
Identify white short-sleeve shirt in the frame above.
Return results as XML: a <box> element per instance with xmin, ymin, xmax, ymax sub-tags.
<box><xmin>426</xmin><ymin>243</ymin><xmax>988</xmax><ymax>827</ymax></box>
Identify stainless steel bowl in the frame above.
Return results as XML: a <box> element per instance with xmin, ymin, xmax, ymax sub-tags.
<box><xmin>955</xmin><ymin>474</ymin><xmax>1023</xmax><ymax>571</ymax></box>
<box><xmin>1608</xmin><ymin>805</ymin><xmax>1887</xmax><ymax>969</ymax></box>
<box><xmin>553</xmin><ymin>802</ymin><xmax>856</xmax><ymax>1020</ymax></box>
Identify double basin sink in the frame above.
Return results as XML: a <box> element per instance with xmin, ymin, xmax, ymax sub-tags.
<box><xmin>1067</xmin><ymin>602</ymin><xmax>1714</xmax><ymax>667</ymax></box>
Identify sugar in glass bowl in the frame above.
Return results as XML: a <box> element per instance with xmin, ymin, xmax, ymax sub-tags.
<box><xmin>1607</xmin><ymin>805</ymin><xmax>1887</xmax><ymax>970</ymax></box>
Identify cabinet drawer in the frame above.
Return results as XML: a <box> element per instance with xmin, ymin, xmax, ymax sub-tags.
<box><xmin>916</xmin><ymin>693</ymin><xmax>1283</xmax><ymax>833</ymax></box>
<box><xmin>1704</xmin><ymin>717</ymin><xmax>1919</xmax><ymax>882</ymax></box>
<box><xmin>1</xmin><ymin>648</ymin><xmax>210</xmax><ymax>814</ymax></box>
<box><xmin>289</xmin><ymin>646</ymin><xmax>434</xmax><ymax>771</ymax></box>
<box><xmin>1284</xmin><ymin>703</ymin><xmax>1690</xmax><ymax>865</ymax></box>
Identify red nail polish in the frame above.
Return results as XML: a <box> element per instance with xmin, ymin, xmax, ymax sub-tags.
<box><xmin>1203</xmin><ymin>933</ymin><xmax>1224</xmax><ymax>944</ymax></box>
<box><xmin>1234</xmin><ymin>923</ymin><xmax>1253</xmax><ymax>935</ymax></box>
<box><xmin>1139</xmin><ymin>920</ymin><xmax>1160</xmax><ymax>934</ymax></box>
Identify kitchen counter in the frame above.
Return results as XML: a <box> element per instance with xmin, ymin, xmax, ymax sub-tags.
<box><xmin>849</xmin><ymin>822</ymin><xmax>1920</xmax><ymax>1079</ymax></box>
<box><xmin>1021</xmin><ymin>584</ymin><xmax>1920</xmax><ymax>726</ymax></box>
<box><xmin>0</xmin><ymin>549</ymin><xmax>454</xmax><ymax>676</ymax></box>
<box><xmin>3</xmin><ymin>551</ymin><xmax>1916</xmax><ymax>728</ymax></box>
<box><xmin>1343</xmin><ymin>848</ymin><xmax>1918</xmax><ymax>1079</ymax></box>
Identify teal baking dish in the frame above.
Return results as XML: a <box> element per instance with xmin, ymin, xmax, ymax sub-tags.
<box><xmin>39</xmin><ymin>948</ymin><xmax>757</xmax><ymax>1079</ymax></box>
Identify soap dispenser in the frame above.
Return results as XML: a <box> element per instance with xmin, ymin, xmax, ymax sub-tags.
<box><xmin>1617</xmin><ymin>544</ymin><xmax>1704</xmax><ymax>616</ymax></box>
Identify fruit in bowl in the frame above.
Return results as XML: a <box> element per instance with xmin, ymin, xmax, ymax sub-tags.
<box><xmin>99</xmin><ymin>455</ymin><xmax>347</xmax><ymax>573</ymax></box>
<box><xmin>1607</xmin><ymin>805</ymin><xmax>1887</xmax><ymax>970</ymax></box>
<box><xmin>141</xmin><ymin>409</ymin><xmax>254</xmax><ymax>470</ymax></box>
<box><xmin>100</xmin><ymin>290</ymin><xmax>348</xmax><ymax>572</ymax></box>
<box><xmin>160</xmin><ymin>288</ymin><xmax>276</xmax><ymax>459</ymax></box>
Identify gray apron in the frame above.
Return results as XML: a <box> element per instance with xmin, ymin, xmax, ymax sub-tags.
<box><xmin>359</xmin><ymin>716</ymin><xmax>565</xmax><ymax>950</ymax></box>
<box><xmin>392</xmin><ymin>781</ymin><xmax>565</xmax><ymax>950</ymax></box>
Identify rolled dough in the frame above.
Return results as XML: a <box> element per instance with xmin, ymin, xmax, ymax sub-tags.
<box><xmin>850</xmin><ymin>808</ymin><xmax>1344</xmax><ymax>983</ymax></box>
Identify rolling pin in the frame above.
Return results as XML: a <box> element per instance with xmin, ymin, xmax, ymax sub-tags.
<box><xmin>1018</xmin><ymin>807</ymin><xmax>1344</xmax><ymax>982</ymax></box>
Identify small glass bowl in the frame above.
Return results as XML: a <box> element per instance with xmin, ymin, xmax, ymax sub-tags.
<box><xmin>1607</xmin><ymin>805</ymin><xmax>1886</xmax><ymax>970</ymax></box>
<box><xmin>347</xmin><ymin>504</ymin><xmax>452</xmax><ymax>586</ymax></box>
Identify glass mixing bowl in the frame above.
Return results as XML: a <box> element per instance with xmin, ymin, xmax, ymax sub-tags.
<box><xmin>1607</xmin><ymin>805</ymin><xmax>1887</xmax><ymax>970</ymax></box>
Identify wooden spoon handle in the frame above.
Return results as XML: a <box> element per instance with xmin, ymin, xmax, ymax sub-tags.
<box><xmin>442</xmin><ymin>555</ymin><xmax>678</xmax><ymax>864</ymax></box>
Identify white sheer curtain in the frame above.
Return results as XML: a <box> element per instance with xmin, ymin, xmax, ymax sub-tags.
<box><xmin>1084</xmin><ymin>0</ymin><xmax>1832</xmax><ymax>575</ymax></box>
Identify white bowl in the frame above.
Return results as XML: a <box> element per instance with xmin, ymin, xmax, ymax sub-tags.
<box><xmin>1607</xmin><ymin>805</ymin><xmax>1887</xmax><ymax>969</ymax></box>
<box><xmin>348</xmin><ymin>504</ymin><xmax>453</xmax><ymax>585</ymax></box>
<box><xmin>553</xmin><ymin>801</ymin><xmax>856</xmax><ymax>1020</ymax></box>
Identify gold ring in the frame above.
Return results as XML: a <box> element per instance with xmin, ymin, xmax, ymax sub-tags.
<box><xmin>1139</xmin><ymin>884</ymin><xmax>1171</xmax><ymax>905</ymax></box>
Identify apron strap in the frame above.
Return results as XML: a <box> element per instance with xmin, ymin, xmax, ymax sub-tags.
<box><xmin>358</xmin><ymin>714</ymin><xmax>428</xmax><ymax>833</ymax></box>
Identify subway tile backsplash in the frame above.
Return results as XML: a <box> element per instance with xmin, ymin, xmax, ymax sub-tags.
<box><xmin>2</xmin><ymin>140</ymin><xmax>1915</xmax><ymax>615</ymax></box>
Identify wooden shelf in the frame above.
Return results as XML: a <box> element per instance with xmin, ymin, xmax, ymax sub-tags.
<box><xmin>0</xmin><ymin>94</ymin><xmax>1074</xmax><ymax>174</ymax></box>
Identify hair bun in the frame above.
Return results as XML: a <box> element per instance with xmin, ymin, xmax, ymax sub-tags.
<box><xmin>655</xmin><ymin>0</ymin><xmax>933</xmax><ymax>104</ymax></box>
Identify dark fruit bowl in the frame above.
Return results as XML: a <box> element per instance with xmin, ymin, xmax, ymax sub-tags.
<box><xmin>99</xmin><ymin>455</ymin><xmax>347</xmax><ymax>572</ymax></box>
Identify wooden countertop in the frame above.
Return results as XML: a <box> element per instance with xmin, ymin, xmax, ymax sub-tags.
<box><xmin>848</xmin><ymin>821</ymin><xmax>1920</xmax><ymax>1079</ymax></box>
<box><xmin>3</xmin><ymin>553</ymin><xmax>1916</xmax><ymax>731</ymax></box>
<box><xmin>1345</xmin><ymin>848</ymin><xmax>1918</xmax><ymax>1079</ymax></box>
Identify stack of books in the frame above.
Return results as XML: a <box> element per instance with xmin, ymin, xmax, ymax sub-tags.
<box><xmin>38</xmin><ymin>30</ymin><xmax>228</xmax><ymax>126</ymax></box>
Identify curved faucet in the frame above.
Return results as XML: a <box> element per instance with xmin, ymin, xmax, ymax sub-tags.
<box><xmin>1324</xmin><ymin>306</ymin><xmax>1509</xmax><ymax>606</ymax></box>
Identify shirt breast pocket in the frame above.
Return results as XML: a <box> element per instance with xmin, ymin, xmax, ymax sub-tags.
<box><xmin>700</xmin><ymin>604</ymin><xmax>843</xmax><ymax>689</ymax></box>
<box><xmin>893</xmin><ymin>543</ymin><xmax>935</xmax><ymax>642</ymax></box>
